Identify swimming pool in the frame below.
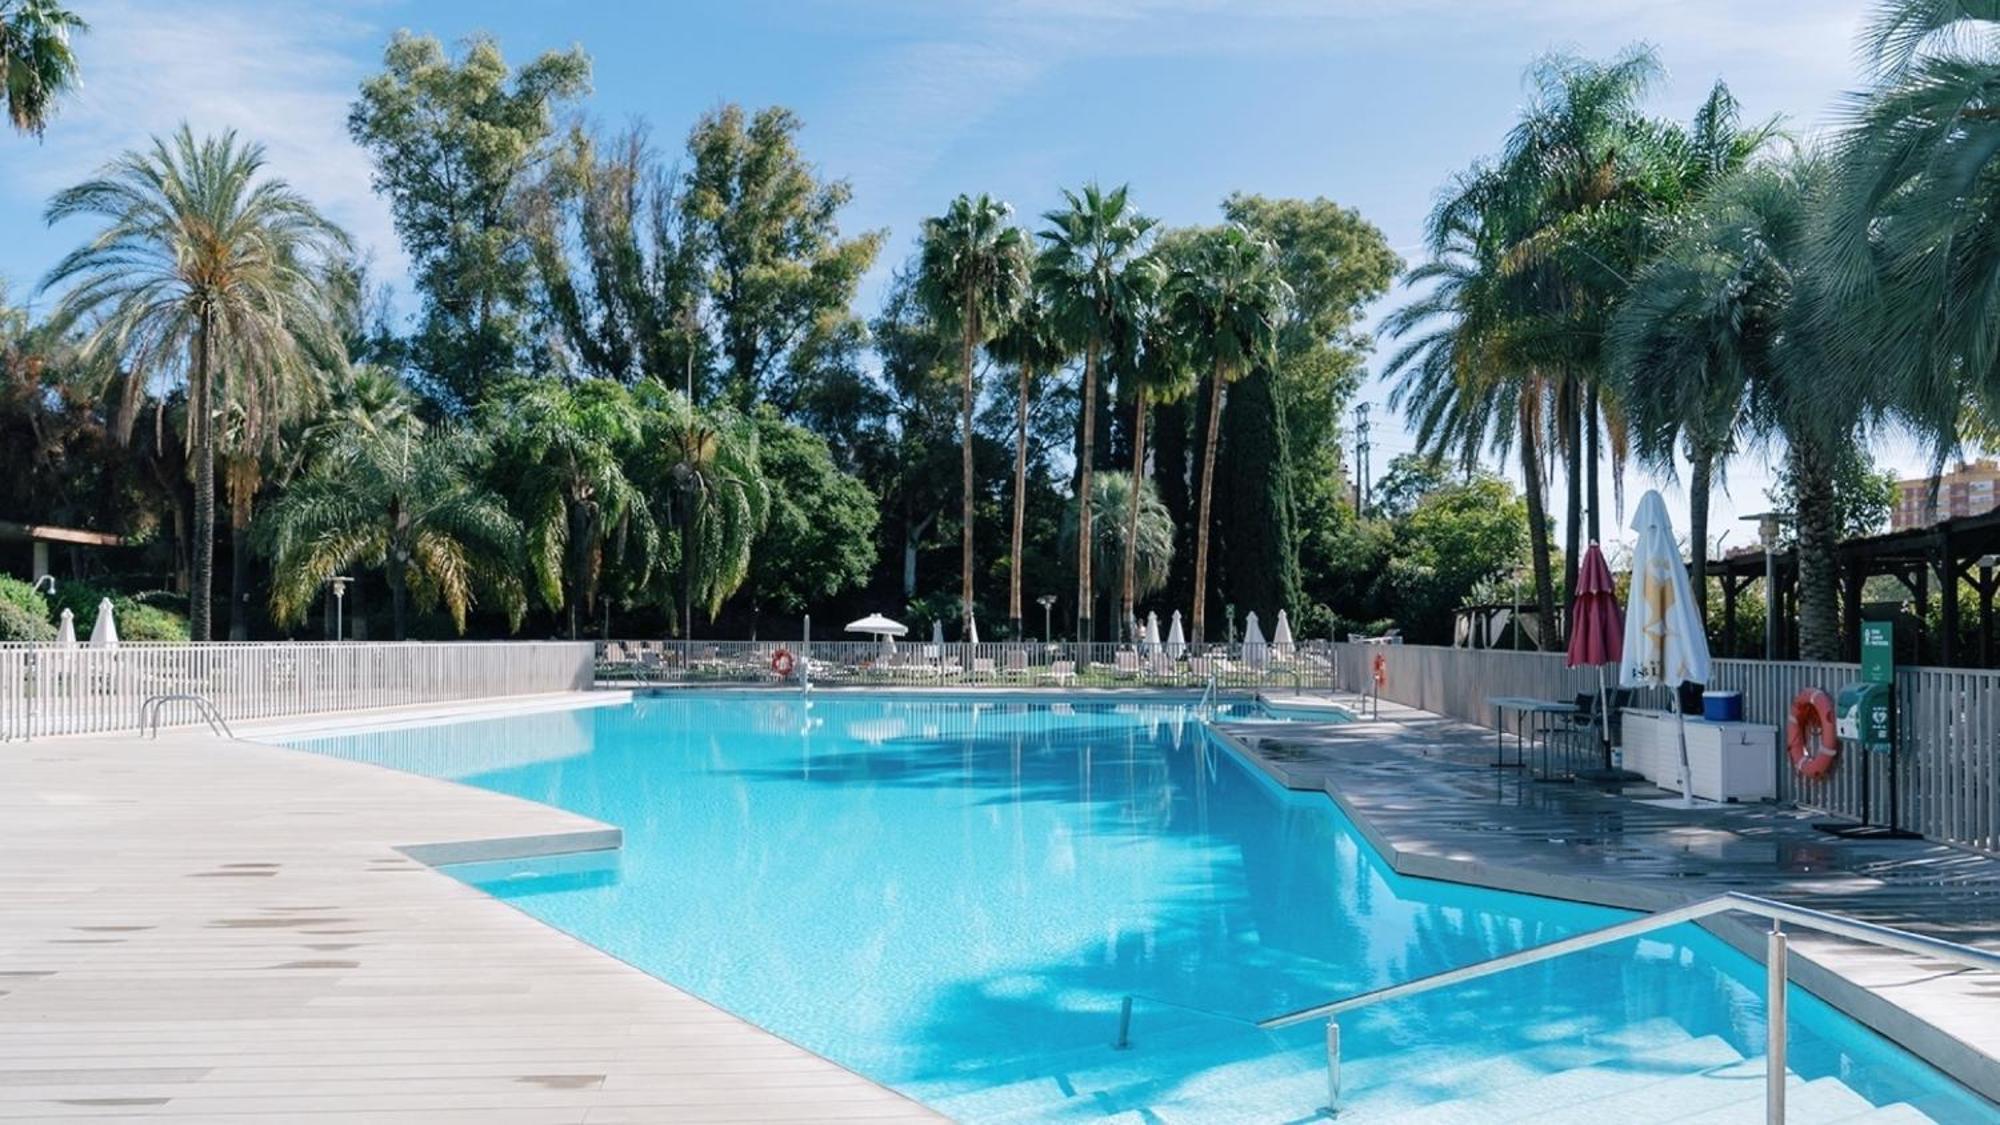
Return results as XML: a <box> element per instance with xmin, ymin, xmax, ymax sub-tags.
<box><xmin>289</xmin><ymin>693</ymin><xmax>1994</xmax><ymax>1122</ymax></box>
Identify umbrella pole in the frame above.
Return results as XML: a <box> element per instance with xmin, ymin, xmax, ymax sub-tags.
<box><xmin>1596</xmin><ymin>665</ymin><xmax>1611</xmax><ymax>770</ymax></box>
<box><xmin>1675</xmin><ymin>692</ymin><xmax>1695</xmax><ymax>809</ymax></box>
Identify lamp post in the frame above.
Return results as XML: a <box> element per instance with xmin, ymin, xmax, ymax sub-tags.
<box><xmin>330</xmin><ymin>576</ymin><xmax>352</xmax><ymax>642</ymax></box>
<box><xmin>1740</xmin><ymin>511</ymin><xmax>1790</xmax><ymax>661</ymax></box>
<box><xmin>1037</xmin><ymin>594</ymin><xmax>1057</xmax><ymax>645</ymax></box>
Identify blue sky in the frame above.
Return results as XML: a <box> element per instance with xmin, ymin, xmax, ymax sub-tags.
<box><xmin>0</xmin><ymin>0</ymin><xmax>1897</xmax><ymax>555</ymax></box>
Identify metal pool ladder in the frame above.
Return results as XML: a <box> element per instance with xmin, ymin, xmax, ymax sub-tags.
<box><xmin>138</xmin><ymin>693</ymin><xmax>235</xmax><ymax>740</ymax></box>
<box><xmin>1257</xmin><ymin>891</ymin><xmax>2000</xmax><ymax>1123</ymax></box>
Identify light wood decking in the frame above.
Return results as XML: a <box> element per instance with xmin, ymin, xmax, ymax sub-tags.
<box><xmin>0</xmin><ymin>706</ymin><xmax>939</xmax><ymax>1123</ymax></box>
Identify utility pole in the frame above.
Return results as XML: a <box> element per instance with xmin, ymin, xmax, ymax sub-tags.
<box><xmin>1352</xmin><ymin>403</ymin><xmax>1373</xmax><ymax>514</ymax></box>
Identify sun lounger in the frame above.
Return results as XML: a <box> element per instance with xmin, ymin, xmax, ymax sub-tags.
<box><xmin>1046</xmin><ymin>659</ymin><xmax>1076</xmax><ymax>685</ymax></box>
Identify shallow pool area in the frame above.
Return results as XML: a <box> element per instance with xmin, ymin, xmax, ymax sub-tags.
<box><xmin>288</xmin><ymin>693</ymin><xmax>1995</xmax><ymax>1122</ymax></box>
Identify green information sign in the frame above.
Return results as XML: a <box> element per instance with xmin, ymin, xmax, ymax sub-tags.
<box><xmin>1861</xmin><ymin>621</ymin><xmax>1894</xmax><ymax>686</ymax></box>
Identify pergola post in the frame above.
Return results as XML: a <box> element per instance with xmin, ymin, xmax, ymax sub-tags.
<box><xmin>1979</xmin><ymin>562</ymin><xmax>1996</xmax><ymax>669</ymax></box>
<box><xmin>1842</xmin><ymin>563</ymin><xmax>1865</xmax><ymax>662</ymax></box>
<box><xmin>1723</xmin><ymin>577</ymin><xmax>1739</xmax><ymax>657</ymax></box>
<box><xmin>1938</xmin><ymin>532</ymin><xmax>1960</xmax><ymax>667</ymax></box>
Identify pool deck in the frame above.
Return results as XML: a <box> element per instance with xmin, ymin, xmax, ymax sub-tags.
<box><xmin>0</xmin><ymin>695</ymin><xmax>940</xmax><ymax>1123</ymax></box>
<box><xmin>1233</xmin><ymin>691</ymin><xmax>2000</xmax><ymax>1104</ymax></box>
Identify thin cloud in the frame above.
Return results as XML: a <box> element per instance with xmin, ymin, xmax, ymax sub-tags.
<box><xmin>13</xmin><ymin>0</ymin><xmax>400</xmax><ymax>281</ymax></box>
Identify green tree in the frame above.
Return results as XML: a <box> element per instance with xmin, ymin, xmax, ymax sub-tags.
<box><xmin>916</xmin><ymin>194</ymin><xmax>1031</xmax><ymax>637</ymax></box>
<box><xmin>1385</xmin><ymin>472</ymin><xmax>1529</xmax><ymax>643</ymax></box>
<box><xmin>651</xmin><ymin>389</ymin><xmax>770</xmax><ymax>633</ymax></box>
<box><xmin>1036</xmin><ymin>183</ymin><xmax>1155</xmax><ymax>643</ymax></box>
<box><xmin>680</xmin><ymin>105</ymin><xmax>884</xmax><ymax>410</ymax></box>
<box><xmin>488</xmin><ymin>378</ymin><xmax>660</xmax><ymax>637</ymax></box>
<box><xmin>260</xmin><ymin>424</ymin><xmax>526</xmax><ymax>639</ymax></box>
<box><xmin>1767</xmin><ymin>443</ymin><xmax>1898</xmax><ymax>542</ymax></box>
<box><xmin>524</xmin><ymin>125</ymin><xmax>706</xmax><ymax>389</ymax></box>
<box><xmin>1111</xmin><ymin>265</ymin><xmax>1182</xmax><ymax>640</ymax></box>
<box><xmin>1059</xmin><ymin>470</ymin><xmax>1174</xmax><ymax>621</ymax></box>
<box><xmin>1</xmin><ymin>0</ymin><xmax>83</xmax><ymax>137</ymax></box>
<box><xmin>349</xmin><ymin>32</ymin><xmax>590</xmax><ymax>410</ymax></box>
<box><xmin>743</xmin><ymin>408</ymin><xmax>877</xmax><ymax>631</ymax></box>
<box><xmin>1160</xmin><ymin>223</ymin><xmax>1288</xmax><ymax>644</ymax></box>
<box><xmin>985</xmin><ymin>289</ymin><xmax>1069</xmax><ymax>636</ymax></box>
<box><xmin>42</xmin><ymin>126</ymin><xmax>351</xmax><ymax>641</ymax></box>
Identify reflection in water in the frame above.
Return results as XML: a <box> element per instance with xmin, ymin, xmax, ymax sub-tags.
<box><xmin>293</xmin><ymin>695</ymin><xmax>1988</xmax><ymax>1122</ymax></box>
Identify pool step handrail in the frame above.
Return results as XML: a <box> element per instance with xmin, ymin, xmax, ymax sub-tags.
<box><xmin>138</xmin><ymin>693</ymin><xmax>235</xmax><ymax>740</ymax></box>
<box><xmin>1257</xmin><ymin>890</ymin><xmax>2000</xmax><ymax>1122</ymax></box>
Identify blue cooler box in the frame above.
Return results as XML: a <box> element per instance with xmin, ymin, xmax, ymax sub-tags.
<box><xmin>1702</xmin><ymin>690</ymin><xmax>1744</xmax><ymax>722</ymax></box>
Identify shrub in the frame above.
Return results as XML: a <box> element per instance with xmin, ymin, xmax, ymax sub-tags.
<box><xmin>45</xmin><ymin>583</ymin><xmax>190</xmax><ymax>642</ymax></box>
<box><xmin>0</xmin><ymin>575</ymin><xmax>47</xmax><ymax>622</ymax></box>
<box><xmin>116</xmin><ymin>601</ymin><xmax>189</xmax><ymax>642</ymax></box>
<box><xmin>0</xmin><ymin>598</ymin><xmax>55</xmax><ymax>642</ymax></box>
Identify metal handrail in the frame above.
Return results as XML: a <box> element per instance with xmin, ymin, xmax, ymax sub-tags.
<box><xmin>1257</xmin><ymin>891</ymin><xmax>2000</xmax><ymax>1122</ymax></box>
<box><xmin>138</xmin><ymin>693</ymin><xmax>235</xmax><ymax>740</ymax></box>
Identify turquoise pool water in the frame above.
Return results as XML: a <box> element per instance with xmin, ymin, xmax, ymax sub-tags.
<box><xmin>290</xmin><ymin>693</ymin><xmax>1994</xmax><ymax>1122</ymax></box>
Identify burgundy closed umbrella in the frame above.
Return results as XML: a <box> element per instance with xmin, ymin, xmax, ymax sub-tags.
<box><xmin>1566</xmin><ymin>542</ymin><xmax>1624</xmax><ymax>770</ymax></box>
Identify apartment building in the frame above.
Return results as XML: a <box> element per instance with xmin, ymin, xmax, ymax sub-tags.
<box><xmin>1892</xmin><ymin>459</ymin><xmax>2000</xmax><ymax>530</ymax></box>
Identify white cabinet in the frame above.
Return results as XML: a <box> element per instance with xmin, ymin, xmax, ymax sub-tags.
<box><xmin>1619</xmin><ymin>710</ymin><xmax>1778</xmax><ymax>802</ymax></box>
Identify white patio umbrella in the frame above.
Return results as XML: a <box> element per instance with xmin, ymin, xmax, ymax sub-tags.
<box><xmin>1619</xmin><ymin>490</ymin><xmax>1713</xmax><ymax>808</ymax></box>
<box><xmin>1243</xmin><ymin>611</ymin><xmax>1268</xmax><ymax>669</ymax></box>
<box><xmin>56</xmin><ymin>608</ymin><xmax>76</xmax><ymax>647</ymax></box>
<box><xmin>1273</xmin><ymin>609</ymin><xmax>1295</xmax><ymax>659</ymax></box>
<box><xmin>847</xmin><ymin>613</ymin><xmax>906</xmax><ymax>657</ymax></box>
<box><xmin>1166</xmin><ymin>610</ymin><xmax>1186</xmax><ymax>659</ymax></box>
<box><xmin>1145</xmin><ymin>611</ymin><xmax>1161</xmax><ymax>656</ymax></box>
<box><xmin>87</xmin><ymin>597</ymin><xmax>119</xmax><ymax>649</ymax></box>
<box><xmin>966</xmin><ymin>613</ymin><xmax>979</xmax><ymax>645</ymax></box>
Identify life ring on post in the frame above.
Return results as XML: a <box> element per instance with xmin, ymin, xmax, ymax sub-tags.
<box><xmin>771</xmin><ymin>649</ymin><xmax>796</xmax><ymax>679</ymax></box>
<box><xmin>1371</xmin><ymin>651</ymin><xmax>1388</xmax><ymax>688</ymax></box>
<box><xmin>1788</xmin><ymin>688</ymin><xmax>1839</xmax><ymax>778</ymax></box>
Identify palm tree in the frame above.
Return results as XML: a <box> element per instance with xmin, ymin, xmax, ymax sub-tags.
<box><xmin>1</xmin><ymin>0</ymin><xmax>85</xmax><ymax>138</ymax></box>
<box><xmin>915</xmin><ymin>194</ymin><xmax>1031</xmax><ymax>637</ymax></box>
<box><xmin>260</xmin><ymin>423</ymin><xmax>526</xmax><ymax>639</ymax></box>
<box><xmin>488</xmin><ymin>378</ymin><xmax>661</xmax><ymax>638</ymax></box>
<box><xmin>42</xmin><ymin>126</ymin><xmax>351</xmax><ymax>640</ymax></box>
<box><xmin>1060</xmin><ymin>471</ymin><xmax>1174</xmax><ymax>619</ymax></box>
<box><xmin>1386</xmin><ymin>164</ymin><xmax>1563</xmax><ymax>646</ymax></box>
<box><xmin>1827</xmin><ymin>1</ymin><xmax>2000</xmax><ymax>473</ymax></box>
<box><xmin>1618</xmin><ymin>156</ymin><xmax>1850</xmax><ymax>657</ymax></box>
<box><xmin>985</xmin><ymin>288</ymin><xmax>1069</xmax><ymax>638</ymax></box>
<box><xmin>1112</xmin><ymin>259</ymin><xmax>1182</xmax><ymax>641</ymax></box>
<box><xmin>651</xmin><ymin>389</ymin><xmax>769</xmax><ymax>633</ymax></box>
<box><xmin>1036</xmin><ymin>183</ymin><xmax>1155</xmax><ymax>643</ymax></box>
<box><xmin>1160</xmin><ymin>224</ymin><xmax>1288</xmax><ymax>645</ymax></box>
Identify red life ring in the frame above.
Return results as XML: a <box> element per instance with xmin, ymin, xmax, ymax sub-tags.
<box><xmin>771</xmin><ymin>649</ymin><xmax>796</xmax><ymax>678</ymax></box>
<box><xmin>1371</xmin><ymin>651</ymin><xmax>1388</xmax><ymax>687</ymax></box>
<box><xmin>1788</xmin><ymin>688</ymin><xmax>1839</xmax><ymax>778</ymax></box>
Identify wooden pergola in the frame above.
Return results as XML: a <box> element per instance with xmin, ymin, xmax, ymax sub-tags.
<box><xmin>1709</xmin><ymin>507</ymin><xmax>2000</xmax><ymax>667</ymax></box>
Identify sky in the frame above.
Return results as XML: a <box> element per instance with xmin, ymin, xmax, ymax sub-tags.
<box><xmin>0</xmin><ymin>0</ymin><xmax>1918</xmax><ymax>559</ymax></box>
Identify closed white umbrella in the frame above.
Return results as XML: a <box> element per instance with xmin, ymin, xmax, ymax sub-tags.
<box><xmin>1145</xmin><ymin>611</ymin><xmax>1161</xmax><ymax>656</ymax></box>
<box><xmin>1619</xmin><ymin>490</ymin><xmax>1713</xmax><ymax>808</ymax></box>
<box><xmin>967</xmin><ymin>613</ymin><xmax>979</xmax><ymax>645</ymax></box>
<box><xmin>1273</xmin><ymin>609</ymin><xmax>1294</xmax><ymax>659</ymax></box>
<box><xmin>56</xmin><ymin>608</ymin><xmax>76</xmax><ymax>647</ymax></box>
<box><xmin>931</xmin><ymin>619</ymin><xmax>944</xmax><ymax>646</ymax></box>
<box><xmin>88</xmin><ymin>597</ymin><xmax>119</xmax><ymax>649</ymax></box>
<box><xmin>1243</xmin><ymin>611</ymin><xmax>1268</xmax><ymax>669</ymax></box>
<box><xmin>1166</xmin><ymin>611</ymin><xmax>1186</xmax><ymax>659</ymax></box>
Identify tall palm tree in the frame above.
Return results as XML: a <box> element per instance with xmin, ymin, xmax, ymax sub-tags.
<box><xmin>915</xmin><ymin>194</ymin><xmax>1031</xmax><ymax>637</ymax></box>
<box><xmin>42</xmin><ymin>126</ymin><xmax>351</xmax><ymax>640</ymax></box>
<box><xmin>1160</xmin><ymin>224</ymin><xmax>1288</xmax><ymax>645</ymax></box>
<box><xmin>652</xmin><ymin>389</ymin><xmax>769</xmax><ymax>634</ymax></box>
<box><xmin>1387</xmin><ymin>165</ymin><xmax>1563</xmax><ymax>646</ymax></box>
<box><xmin>1</xmin><ymin>0</ymin><xmax>85</xmax><ymax>138</ymax></box>
<box><xmin>1827</xmin><ymin>0</ymin><xmax>2000</xmax><ymax>471</ymax></box>
<box><xmin>260</xmin><ymin>423</ymin><xmax>527</xmax><ymax>639</ymax></box>
<box><xmin>1619</xmin><ymin>156</ymin><xmax>1850</xmax><ymax>657</ymax></box>
<box><xmin>1112</xmin><ymin>259</ymin><xmax>1182</xmax><ymax>641</ymax></box>
<box><xmin>985</xmin><ymin>287</ymin><xmax>1069</xmax><ymax>638</ymax></box>
<box><xmin>1036</xmin><ymin>183</ymin><xmax>1154</xmax><ymax>644</ymax></box>
<box><xmin>1060</xmin><ymin>471</ymin><xmax>1174</xmax><ymax>619</ymax></box>
<box><xmin>489</xmin><ymin>378</ymin><xmax>661</xmax><ymax>638</ymax></box>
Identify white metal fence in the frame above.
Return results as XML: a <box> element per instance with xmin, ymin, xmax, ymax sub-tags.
<box><xmin>596</xmin><ymin>639</ymin><xmax>1340</xmax><ymax>693</ymax></box>
<box><xmin>0</xmin><ymin>641</ymin><xmax>595</xmax><ymax>740</ymax></box>
<box><xmin>1333</xmin><ymin>642</ymin><xmax>2000</xmax><ymax>855</ymax></box>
